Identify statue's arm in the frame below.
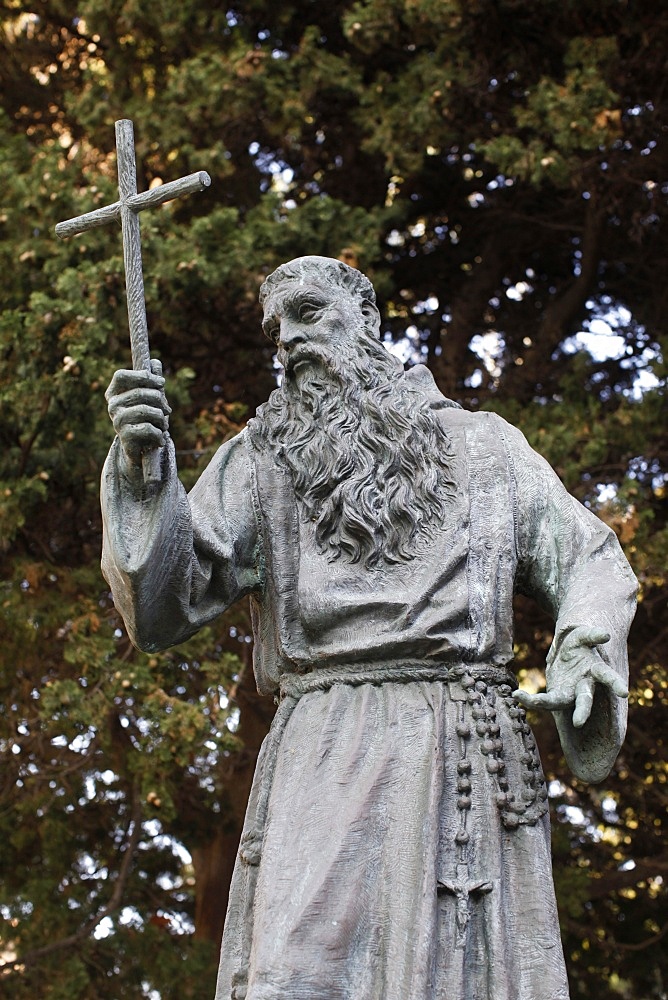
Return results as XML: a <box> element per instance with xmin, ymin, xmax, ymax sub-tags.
<box><xmin>101</xmin><ymin>366</ymin><xmax>261</xmax><ymax>652</ymax></box>
<box><xmin>500</xmin><ymin>419</ymin><xmax>637</xmax><ymax>782</ymax></box>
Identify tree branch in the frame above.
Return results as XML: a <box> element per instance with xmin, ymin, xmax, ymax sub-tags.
<box><xmin>537</xmin><ymin>197</ymin><xmax>605</xmax><ymax>347</ymax></box>
<box><xmin>503</xmin><ymin>197</ymin><xmax>607</xmax><ymax>401</ymax></box>
<box><xmin>585</xmin><ymin>856</ymin><xmax>668</xmax><ymax>901</ymax></box>
<box><xmin>614</xmin><ymin>920</ymin><xmax>668</xmax><ymax>952</ymax></box>
<box><xmin>1</xmin><ymin>794</ymin><xmax>143</xmax><ymax>975</ymax></box>
<box><xmin>17</xmin><ymin>395</ymin><xmax>51</xmax><ymax>478</ymax></box>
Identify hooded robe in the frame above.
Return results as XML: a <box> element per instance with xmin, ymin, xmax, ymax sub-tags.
<box><xmin>101</xmin><ymin>366</ymin><xmax>637</xmax><ymax>1000</ymax></box>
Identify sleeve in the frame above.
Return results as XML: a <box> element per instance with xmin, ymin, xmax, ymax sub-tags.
<box><xmin>500</xmin><ymin>418</ymin><xmax>638</xmax><ymax>783</ymax></box>
<box><xmin>100</xmin><ymin>430</ymin><xmax>262</xmax><ymax>653</ymax></box>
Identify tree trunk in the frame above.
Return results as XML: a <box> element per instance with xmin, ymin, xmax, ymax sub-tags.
<box><xmin>431</xmin><ymin>242</ymin><xmax>504</xmax><ymax>398</ymax></box>
<box><xmin>503</xmin><ymin>199</ymin><xmax>605</xmax><ymax>402</ymax></box>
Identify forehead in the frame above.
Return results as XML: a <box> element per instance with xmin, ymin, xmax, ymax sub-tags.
<box><xmin>262</xmin><ymin>279</ymin><xmax>352</xmax><ymax>317</ymax></box>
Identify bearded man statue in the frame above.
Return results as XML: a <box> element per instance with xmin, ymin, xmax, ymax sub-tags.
<box><xmin>102</xmin><ymin>256</ymin><xmax>637</xmax><ymax>1000</ymax></box>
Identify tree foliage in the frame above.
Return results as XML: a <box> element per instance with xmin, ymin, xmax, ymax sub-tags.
<box><xmin>0</xmin><ymin>1</ymin><xmax>666</xmax><ymax>996</ymax></box>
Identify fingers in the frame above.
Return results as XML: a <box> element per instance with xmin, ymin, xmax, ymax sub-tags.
<box><xmin>514</xmin><ymin>663</ymin><xmax>628</xmax><ymax>726</ymax></box>
<box><xmin>591</xmin><ymin>660</ymin><xmax>629</xmax><ymax>699</ymax></box>
<box><xmin>108</xmin><ymin>388</ymin><xmax>171</xmax><ymax>427</ymax></box>
<box><xmin>111</xmin><ymin>404</ymin><xmax>168</xmax><ymax>444</ymax></box>
<box><xmin>563</xmin><ymin>625</ymin><xmax>611</xmax><ymax>649</ymax></box>
<box><xmin>105</xmin><ymin>365</ymin><xmax>165</xmax><ymax>401</ymax></box>
<box><xmin>572</xmin><ymin>676</ymin><xmax>595</xmax><ymax>728</ymax></box>
<box><xmin>577</xmin><ymin>627</ymin><xmax>611</xmax><ymax>648</ymax></box>
<box><xmin>559</xmin><ymin>627</ymin><xmax>611</xmax><ymax>666</ymax></box>
<box><xmin>106</xmin><ymin>362</ymin><xmax>170</xmax><ymax>467</ymax></box>
<box><xmin>571</xmin><ymin>663</ymin><xmax>627</xmax><ymax>728</ymax></box>
<box><xmin>513</xmin><ymin>687</ymin><xmax>573</xmax><ymax>711</ymax></box>
<box><xmin>515</xmin><ymin>682</ymin><xmax>595</xmax><ymax>727</ymax></box>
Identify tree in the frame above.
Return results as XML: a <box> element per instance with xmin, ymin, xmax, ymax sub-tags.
<box><xmin>0</xmin><ymin>1</ymin><xmax>666</xmax><ymax>996</ymax></box>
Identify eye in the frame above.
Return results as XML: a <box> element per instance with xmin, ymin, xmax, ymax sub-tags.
<box><xmin>297</xmin><ymin>299</ymin><xmax>325</xmax><ymax>323</ymax></box>
<box><xmin>292</xmin><ymin>291</ymin><xmax>328</xmax><ymax>323</ymax></box>
<box><xmin>262</xmin><ymin>319</ymin><xmax>280</xmax><ymax>344</ymax></box>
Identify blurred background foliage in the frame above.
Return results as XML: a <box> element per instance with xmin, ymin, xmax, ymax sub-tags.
<box><xmin>0</xmin><ymin>0</ymin><xmax>666</xmax><ymax>996</ymax></box>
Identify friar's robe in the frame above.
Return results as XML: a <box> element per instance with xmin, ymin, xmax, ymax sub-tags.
<box><xmin>101</xmin><ymin>366</ymin><xmax>637</xmax><ymax>1000</ymax></box>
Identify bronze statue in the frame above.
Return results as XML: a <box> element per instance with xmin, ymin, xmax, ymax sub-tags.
<box><xmin>102</xmin><ymin>256</ymin><xmax>636</xmax><ymax>1000</ymax></box>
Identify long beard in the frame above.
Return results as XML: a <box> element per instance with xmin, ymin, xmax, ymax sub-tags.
<box><xmin>250</xmin><ymin>337</ymin><xmax>455</xmax><ymax>568</ymax></box>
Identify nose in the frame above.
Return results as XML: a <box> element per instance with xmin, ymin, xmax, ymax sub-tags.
<box><xmin>278</xmin><ymin>318</ymin><xmax>307</xmax><ymax>350</ymax></box>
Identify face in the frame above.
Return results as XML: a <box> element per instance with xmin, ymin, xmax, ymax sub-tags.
<box><xmin>262</xmin><ymin>281</ymin><xmax>376</xmax><ymax>385</ymax></box>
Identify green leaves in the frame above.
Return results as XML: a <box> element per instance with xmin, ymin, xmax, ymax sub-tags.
<box><xmin>482</xmin><ymin>37</ymin><xmax>622</xmax><ymax>187</ymax></box>
<box><xmin>0</xmin><ymin>0</ymin><xmax>666</xmax><ymax>995</ymax></box>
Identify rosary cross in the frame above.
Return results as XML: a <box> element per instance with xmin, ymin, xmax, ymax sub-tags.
<box><xmin>56</xmin><ymin>119</ymin><xmax>211</xmax><ymax>482</ymax></box>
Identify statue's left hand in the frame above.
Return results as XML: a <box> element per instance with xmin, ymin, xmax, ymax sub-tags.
<box><xmin>512</xmin><ymin>626</ymin><xmax>628</xmax><ymax>728</ymax></box>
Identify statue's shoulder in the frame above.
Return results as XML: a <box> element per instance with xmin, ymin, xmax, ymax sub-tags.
<box><xmin>191</xmin><ymin>427</ymin><xmax>252</xmax><ymax>493</ymax></box>
<box><xmin>454</xmin><ymin>409</ymin><xmax>531</xmax><ymax>464</ymax></box>
<box><xmin>404</xmin><ymin>363</ymin><xmax>461</xmax><ymax>406</ymax></box>
<box><xmin>209</xmin><ymin>425</ymin><xmax>251</xmax><ymax>463</ymax></box>
<box><xmin>404</xmin><ymin>366</ymin><xmax>514</xmax><ymax>438</ymax></box>
<box><xmin>456</xmin><ymin>408</ymin><xmax>516</xmax><ymax>435</ymax></box>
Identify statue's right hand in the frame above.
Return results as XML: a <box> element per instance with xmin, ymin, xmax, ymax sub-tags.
<box><xmin>105</xmin><ymin>360</ymin><xmax>172</xmax><ymax>468</ymax></box>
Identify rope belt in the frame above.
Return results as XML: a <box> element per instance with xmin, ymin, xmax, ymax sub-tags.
<box><xmin>279</xmin><ymin>661</ymin><xmax>518</xmax><ymax>701</ymax></box>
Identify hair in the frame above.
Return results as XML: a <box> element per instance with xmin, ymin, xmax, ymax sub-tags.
<box><xmin>249</xmin><ymin>332</ymin><xmax>455</xmax><ymax>568</ymax></box>
<box><xmin>259</xmin><ymin>255</ymin><xmax>377</xmax><ymax>316</ymax></box>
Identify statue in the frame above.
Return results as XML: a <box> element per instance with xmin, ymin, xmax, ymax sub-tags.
<box><xmin>100</xmin><ymin>255</ymin><xmax>637</xmax><ymax>1000</ymax></box>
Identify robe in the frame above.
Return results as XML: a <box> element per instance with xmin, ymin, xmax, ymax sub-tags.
<box><xmin>101</xmin><ymin>366</ymin><xmax>637</xmax><ymax>1000</ymax></box>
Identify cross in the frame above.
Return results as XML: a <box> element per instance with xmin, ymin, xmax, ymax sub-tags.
<box><xmin>438</xmin><ymin>863</ymin><xmax>493</xmax><ymax>948</ymax></box>
<box><xmin>55</xmin><ymin>119</ymin><xmax>211</xmax><ymax>482</ymax></box>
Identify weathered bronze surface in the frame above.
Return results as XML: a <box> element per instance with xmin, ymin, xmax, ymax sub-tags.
<box><xmin>102</xmin><ymin>256</ymin><xmax>637</xmax><ymax>1000</ymax></box>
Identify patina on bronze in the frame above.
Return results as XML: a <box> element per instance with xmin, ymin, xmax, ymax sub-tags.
<box><xmin>56</xmin><ymin>118</ymin><xmax>210</xmax><ymax>483</ymax></box>
<box><xmin>101</xmin><ymin>256</ymin><xmax>637</xmax><ymax>1000</ymax></box>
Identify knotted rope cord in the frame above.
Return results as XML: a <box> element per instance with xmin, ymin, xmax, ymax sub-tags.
<box><xmin>279</xmin><ymin>661</ymin><xmax>517</xmax><ymax>700</ymax></box>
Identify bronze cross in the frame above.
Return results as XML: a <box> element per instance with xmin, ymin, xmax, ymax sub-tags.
<box><xmin>56</xmin><ymin>119</ymin><xmax>211</xmax><ymax>482</ymax></box>
<box><xmin>438</xmin><ymin>863</ymin><xmax>493</xmax><ymax>948</ymax></box>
